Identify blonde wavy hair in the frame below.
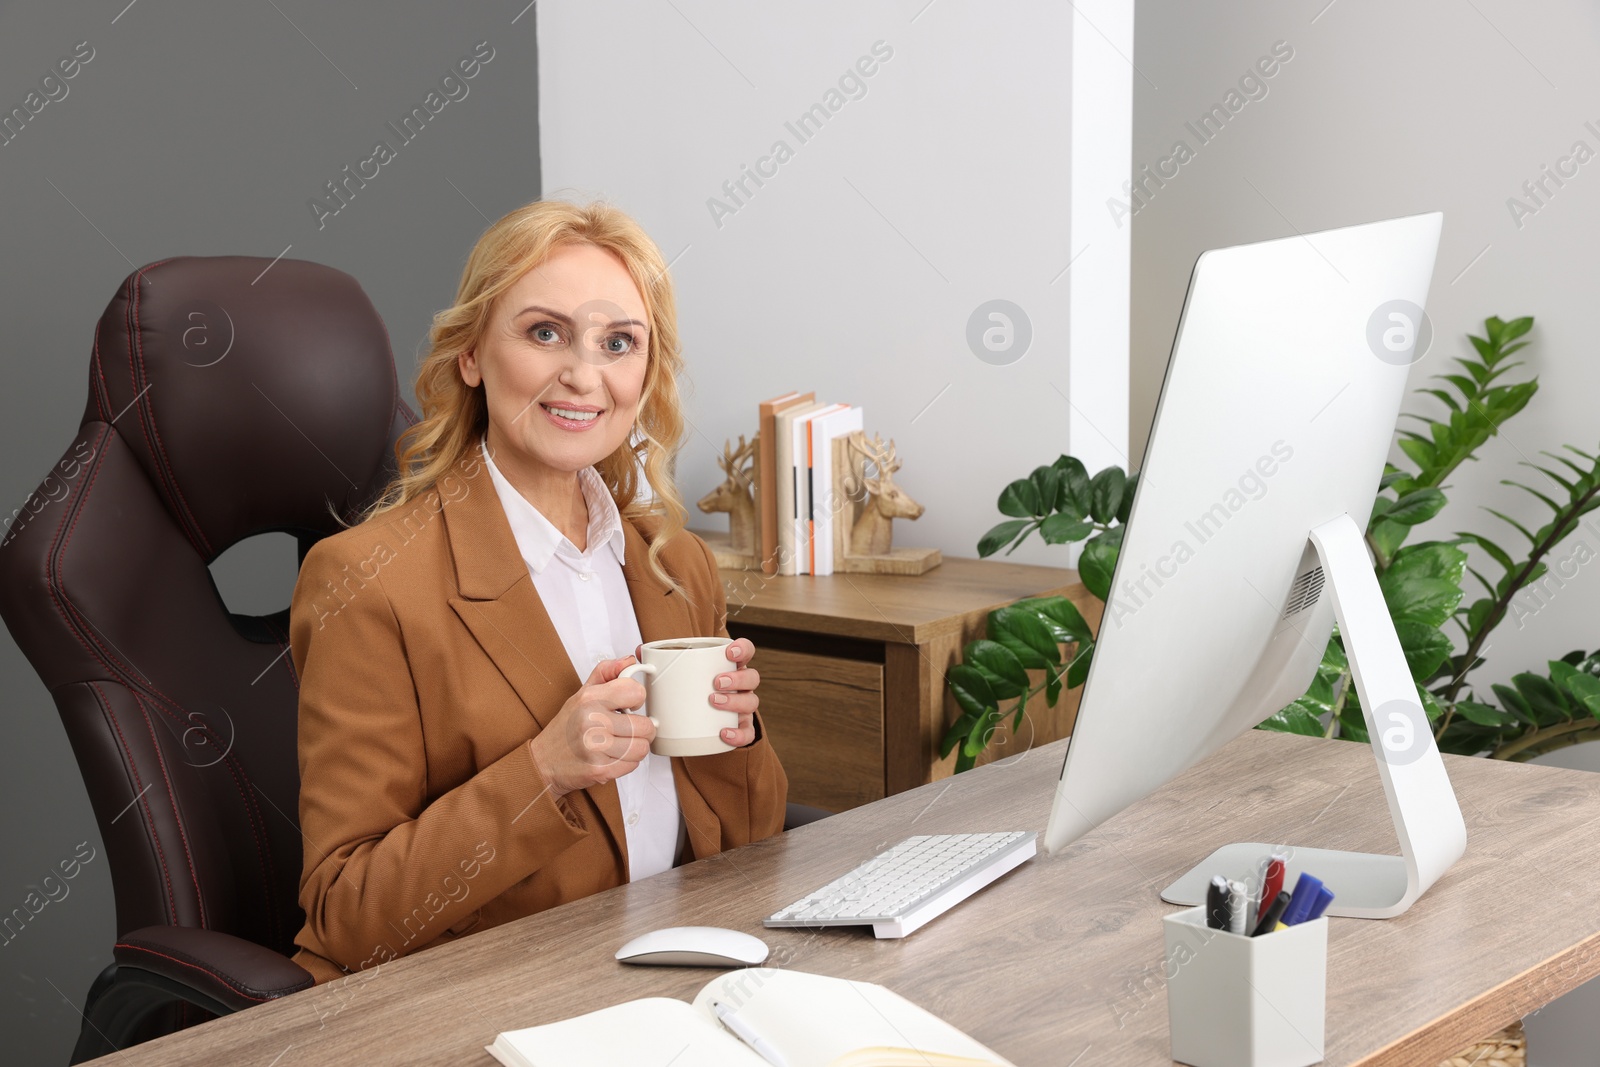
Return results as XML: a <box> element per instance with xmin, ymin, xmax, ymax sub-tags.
<box><xmin>341</xmin><ymin>198</ymin><xmax>690</xmax><ymax>595</ymax></box>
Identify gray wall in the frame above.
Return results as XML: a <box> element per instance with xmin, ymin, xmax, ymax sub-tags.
<box><xmin>0</xmin><ymin>3</ymin><xmax>538</xmax><ymax>1062</ymax></box>
<box><xmin>1130</xmin><ymin>0</ymin><xmax>1600</xmax><ymax>1060</ymax></box>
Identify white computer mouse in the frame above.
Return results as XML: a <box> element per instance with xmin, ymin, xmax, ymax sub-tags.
<box><xmin>614</xmin><ymin>926</ymin><xmax>770</xmax><ymax>968</ymax></box>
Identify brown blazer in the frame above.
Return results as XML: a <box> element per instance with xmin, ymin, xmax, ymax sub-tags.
<box><xmin>286</xmin><ymin>447</ymin><xmax>788</xmax><ymax>985</ymax></box>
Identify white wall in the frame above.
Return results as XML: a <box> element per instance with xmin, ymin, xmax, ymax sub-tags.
<box><xmin>1128</xmin><ymin>1</ymin><xmax>1600</xmax><ymax>1058</ymax></box>
<box><xmin>538</xmin><ymin>0</ymin><xmax>1132</xmax><ymax>567</ymax></box>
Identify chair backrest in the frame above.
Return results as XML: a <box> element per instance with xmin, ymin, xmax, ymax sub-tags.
<box><xmin>0</xmin><ymin>256</ymin><xmax>414</xmax><ymax>957</ymax></box>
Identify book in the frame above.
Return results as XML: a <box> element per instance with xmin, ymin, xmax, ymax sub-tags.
<box><xmin>790</xmin><ymin>404</ymin><xmax>847</xmax><ymax>575</ymax></box>
<box><xmin>757</xmin><ymin>392</ymin><xmax>812</xmax><ymax>577</ymax></box>
<box><xmin>807</xmin><ymin>405</ymin><xmax>863</xmax><ymax>576</ymax></box>
<box><xmin>773</xmin><ymin>400</ymin><xmax>826</xmax><ymax>575</ymax></box>
<box><xmin>485</xmin><ymin>967</ymin><xmax>1013</xmax><ymax>1067</ymax></box>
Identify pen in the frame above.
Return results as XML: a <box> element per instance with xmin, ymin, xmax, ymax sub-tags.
<box><xmin>1281</xmin><ymin>873</ymin><xmax>1325</xmax><ymax>927</ymax></box>
<box><xmin>1227</xmin><ymin>879</ymin><xmax>1249</xmax><ymax>934</ymax></box>
<box><xmin>1205</xmin><ymin>875</ymin><xmax>1232</xmax><ymax>930</ymax></box>
<box><xmin>1304</xmin><ymin>884</ymin><xmax>1336</xmax><ymax>921</ymax></box>
<box><xmin>712</xmin><ymin>999</ymin><xmax>788</xmax><ymax>1067</ymax></box>
<box><xmin>1251</xmin><ymin>890</ymin><xmax>1291</xmax><ymax>936</ymax></box>
<box><xmin>1257</xmin><ymin>851</ymin><xmax>1286</xmax><ymax>924</ymax></box>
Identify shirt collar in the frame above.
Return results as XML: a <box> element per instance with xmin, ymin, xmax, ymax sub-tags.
<box><xmin>479</xmin><ymin>433</ymin><xmax>626</xmax><ymax>573</ymax></box>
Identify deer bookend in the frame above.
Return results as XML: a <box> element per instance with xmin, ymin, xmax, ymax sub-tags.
<box><xmin>842</xmin><ymin>431</ymin><xmax>925</xmax><ymax>556</ymax></box>
<box><xmin>697</xmin><ymin>434</ymin><xmax>759</xmax><ymax>555</ymax></box>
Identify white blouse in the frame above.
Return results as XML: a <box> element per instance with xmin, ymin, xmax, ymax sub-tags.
<box><xmin>479</xmin><ymin>434</ymin><xmax>683</xmax><ymax>880</ymax></box>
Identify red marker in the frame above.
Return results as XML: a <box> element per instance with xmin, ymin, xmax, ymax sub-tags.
<box><xmin>1258</xmin><ymin>850</ymin><xmax>1287</xmax><ymax>925</ymax></box>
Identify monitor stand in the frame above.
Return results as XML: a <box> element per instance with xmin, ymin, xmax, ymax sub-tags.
<box><xmin>1160</xmin><ymin>513</ymin><xmax>1467</xmax><ymax>918</ymax></box>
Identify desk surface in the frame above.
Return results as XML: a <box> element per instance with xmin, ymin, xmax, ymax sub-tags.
<box><xmin>90</xmin><ymin>730</ymin><xmax>1600</xmax><ymax>1066</ymax></box>
<box><xmin>716</xmin><ymin>553</ymin><xmax>1086</xmax><ymax>644</ymax></box>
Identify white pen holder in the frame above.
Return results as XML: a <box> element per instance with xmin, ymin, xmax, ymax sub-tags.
<box><xmin>1163</xmin><ymin>904</ymin><xmax>1327</xmax><ymax>1067</ymax></box>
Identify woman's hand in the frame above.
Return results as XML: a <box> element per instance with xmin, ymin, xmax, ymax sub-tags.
<box><xmin>527</xmin><ymin>656</ymin><xmax>655</xmax><ymax>798</ymax></box>
<box><xmin>630</xmin><ymin>637</ymin><xmax>761</xmax><ymax>749</ymax></box>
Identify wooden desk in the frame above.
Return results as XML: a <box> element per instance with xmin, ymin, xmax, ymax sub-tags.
<box><xmin>713</xmin><ymin>553</ymin><xmax>1100</xmax><ymax>811</ymax></box>
<box><xmin>92</xmin><ymin>730</ymin><xmax>1600</xmax><ymax>1066</ymax></box>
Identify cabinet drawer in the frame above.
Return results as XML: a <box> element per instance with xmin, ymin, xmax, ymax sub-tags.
<box><xmin>749</xmin><ymin>645</ymin><xmax>884</xmax><ymax>812</ymax></box>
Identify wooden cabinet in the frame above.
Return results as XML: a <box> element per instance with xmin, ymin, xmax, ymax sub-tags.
<box><xmin>714</xmin><ymin>552</ymin><xmax>1101</xmax><ymax>812</ymax></box>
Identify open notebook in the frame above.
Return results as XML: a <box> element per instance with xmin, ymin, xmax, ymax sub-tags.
<box><xmin>485</xmin><ymin>968</ymin><xmax>1014</xmax><ymax>1067</ymax></box>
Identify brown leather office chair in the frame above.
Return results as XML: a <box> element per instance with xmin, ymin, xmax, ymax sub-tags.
<box><xmin>0</xmin><ymin>255</ymin><xmax>414</xmax><ymax>1061</ymax></box>
<box><xmin>0</xmin><ymin>255</ymin><xmax>829</xmax><ymax>1062</ymax></box>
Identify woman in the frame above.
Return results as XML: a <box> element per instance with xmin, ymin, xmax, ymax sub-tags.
<box><xmin>287</xmin><ymin>199</ymin><xmax>788</xmax><ymax>986</ymax></box>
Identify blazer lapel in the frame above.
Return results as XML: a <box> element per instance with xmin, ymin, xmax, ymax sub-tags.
<box><xmin>442</xmin><ymin>450</ymin><xmax>576</xmax><ymax>734</ymax></box>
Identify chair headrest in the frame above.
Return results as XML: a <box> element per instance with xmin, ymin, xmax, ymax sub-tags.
<box><xmin>86</xmin><ymin>255</ymin><xmax>404</xmax><ymax>560</ymax></box>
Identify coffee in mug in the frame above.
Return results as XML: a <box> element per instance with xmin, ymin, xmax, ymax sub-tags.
<box><xmin>619</xmin><ymin>637</ymin><xmax>739</xmax><ymax>756</ymax></box>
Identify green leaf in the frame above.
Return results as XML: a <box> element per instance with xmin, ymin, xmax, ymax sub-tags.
<box><xmin>1259</xmin><ymin>700</ymin><xmax>1325</xmax><ymax>736</ymax></box>
<box><xmin>992</xmin><ymin>606</ymin><xmax>1061</xmax><ymax>666</ymax></box>
<box><xmin>946</xmin><ymin>665</ymin><xmax>996</xmax><ymax>719</ymax></box>
<box><xmin>1116</xmin><ymin>471</ymin><xmax>1139</xmax><ymax>524</ymax></box>
<box><xmin>1029</xmin><ymin>466</ymin><xmax>1062</xmax><ymax>515</ymax></box>
<box><xmin>1380</xmin><ymin>575</ymin><xmax>1463</xmax><ymax>628</ymax></box>
<box><xmin>1386</xmin><ymin>541</ymin><xmax>1469</xmax><ymax>585</ymax></box>
<box><xmin>1560</xmin><ymin>671</ymin><xmax>1600</xmax><ymax>715</ymax></box>
<box><xmin>1052</xmin><ymin>455</ymin><xmax>1092</xmax><ymax>514</ymax></box>
<box><xmin>1045</xmin><ymin>667</ymin><xmax>1062</xmax><ymax>707</ymax></box>
<box><xmin>1465</xmin><ymin>597</ymin><xmax>1496</xmax><ymax>636</ymax></box>
<box><xmin>1089</xmin><ymin>467</ymin><xmax>1127</xmax><ymax>524</ymax></box>
<box><xmin>1513</xmin><ymin>672</ymin><xmax>1571</xmax><ymax>724</ymax></box>
<box><xmin>967</xmin><ymin>639</ymin><xmax>1029</xmax><ymax>698</ymax></box>
<box><xmin>1066</xmin><ymin>642</ymin><xmax>1094</xmax><ymax>689</ymax></box>
<box><xmin>1454</xmin><ymin>700</ymin><xmax>1516</xmax><ymax>727</ymax></box>
<box><xmin>1040</xmin><ymin>513</ymin><xmax>1094</xmax><ymax>545</ymax></box>
<box><xmin>963</xmin><ymin>707</ymin><xmax>1000</xmax><ymax>759</ymax></box>
<box><xmin>1417</xmin><ymin>684</ymin><xmax>1445</xmax><ymax>722</ymax></box>
<box><xmin>1458</xmin><ymin>532</ymin><xmax>1515</xmax><ymax>575</ymax></box>
<box><xmin>1078</xmin><ymin>537</ymin><xmax>1119</xmax><ymax>602</ymax></box>
<box><xmin>1501</xmin><ymin>316</ymin><xmax>1534</xmax><ymax>342</ymax></box>
<box><xmin>1015</xmin><ymin>595</ymin><xmax>1095</xmax><ymax>644</ymax></box>
<box><xmin>998</xmin><ymin>478</ymin><xmax>1041</xmax><ymax>518</ymax></box>
<box><xmin>1492</xmin><ymin>682</ymin><xmax>1535</xmax><ymax>724</ymax></box>
<box><xmin>1386</xmin><ymin>488</ymin><xmax>1448</xmax><ymax>526</ymax></box>
<box><xmin>1396</xmin><ymin>620</ymin><xmax>1453</xmax><ymax>681</ymax></box>
<box><xmin>1368</xmin><ymin>518</ymin><xmax>1410</xmax><ymax>564</ymax></box>
<box><xmin>940</xmin><ymin>710</ymin><xmax>977</xmax><ymax>759</ymax></box>
<box><xmin>1398</xmin><ymin>436</ymin><xmax>1437</xmax><ymax>471</ymax></box>
<box><xmin>977</xmin><ymin>519</ymin><xmax>1032</xmax><ymax>558</ymax></box>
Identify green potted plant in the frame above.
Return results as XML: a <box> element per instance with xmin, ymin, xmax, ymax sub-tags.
<box><xmin>943</xmin><ymin>315</ymin><xmax>1600</xmax><ymax>772</ymax></box>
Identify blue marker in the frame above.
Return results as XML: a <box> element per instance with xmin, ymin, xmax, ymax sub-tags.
<box><xmin>1304</xmin><ymin>884</ymin><xmax>1335</xmax><ymax>921</ymax></box>
<box><xmin>1281</xmin><ymin>872</ymin><xmax>1325</xmax><ymax>926</ymax></box>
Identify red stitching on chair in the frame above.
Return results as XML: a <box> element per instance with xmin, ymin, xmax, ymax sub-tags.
<box><xmin>131</xmin><ymin>691</ymin><xmax>207</xmax><ymax>929</ymax></box>
<box><xmin>88</xmin><ymin>681</ymin><xmax>178</xmax><ymax>926</ymax></box>
<box><xmin>112</xmin><ymin>941</ymin><xmax>275</xmax><ymax>1003</ymax></box>
<box><xmin>129</xmin><ymin>260</ymin><xmax>211</xmax><ymax>558</ymax></box>
<box><xmin>214</xmin><ymin>748</ymin><xmax>279</xmax><ymax>948</ymax></box>
<box><xmin>91</xmin><ymin>329</ymin><xmax>108</xmax><ymax>422</ymax></box>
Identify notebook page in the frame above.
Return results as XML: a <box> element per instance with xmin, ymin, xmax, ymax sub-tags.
<box><xmin>689</xmin><ymin>969</ymin><xmax>1013</xmax><ymax>1067</ymax></box>
<box><xmin>488</xmin><ymin>996</ymin><xmax>764</xmax><ymax>1067</ymax></box>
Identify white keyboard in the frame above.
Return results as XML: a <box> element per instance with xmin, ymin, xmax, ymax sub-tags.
<box><xmin>763</xmin><ymin>831</ymin><xmax>1037</xmax><ymax>939</ymax></box>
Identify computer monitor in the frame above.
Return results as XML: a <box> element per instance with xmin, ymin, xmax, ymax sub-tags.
<box><xmin>1042</xmin><ymin>211</ymin><xmax>1464</xmax><ymax>919</ymax></box>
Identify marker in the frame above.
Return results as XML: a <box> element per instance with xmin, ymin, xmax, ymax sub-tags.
<box><xmin>1257</xmin><ymin>851</ymin><xmax>1287</xmax><ymax>924</ymax></box>
<box><xmin>712</xmin><ymin>1000</ymin><xmax>788</xmax><ymax>1067</ymax></box>
<box><xmin>1282</xmin><ymin>873</ymin><xmax>1325</xmax><ymax>926</ymax></box>
<box><xmin>1304</xmin><ymin>884</ymin><xmax>1336</xmax><ymax>921</ymax></box>
<box><xmin>1205</xmin><ymin>875</ymin><xmax>1232</xmax><ymax>930</ymax></box>
<box><xmin>1251</xmin><ymin>891</ymin><xmax>1291</xmax><ymax>936</ymax></box>
<box><xmin>1228</xmin><ymin>879</ymin><xmax>1249</xmax><ymax>934</ymax></box>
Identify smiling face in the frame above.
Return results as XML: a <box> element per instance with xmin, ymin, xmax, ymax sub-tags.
<box><xmin>458</xmin><ymin>241</ymin><xmax>651</xmax><ymax>482</ymax></box>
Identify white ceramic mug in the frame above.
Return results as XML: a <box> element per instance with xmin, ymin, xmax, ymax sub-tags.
<box><xmin>619</xmin><ymin>637</ymin><xmax>739</xmax><ymax>757</ymax></box>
